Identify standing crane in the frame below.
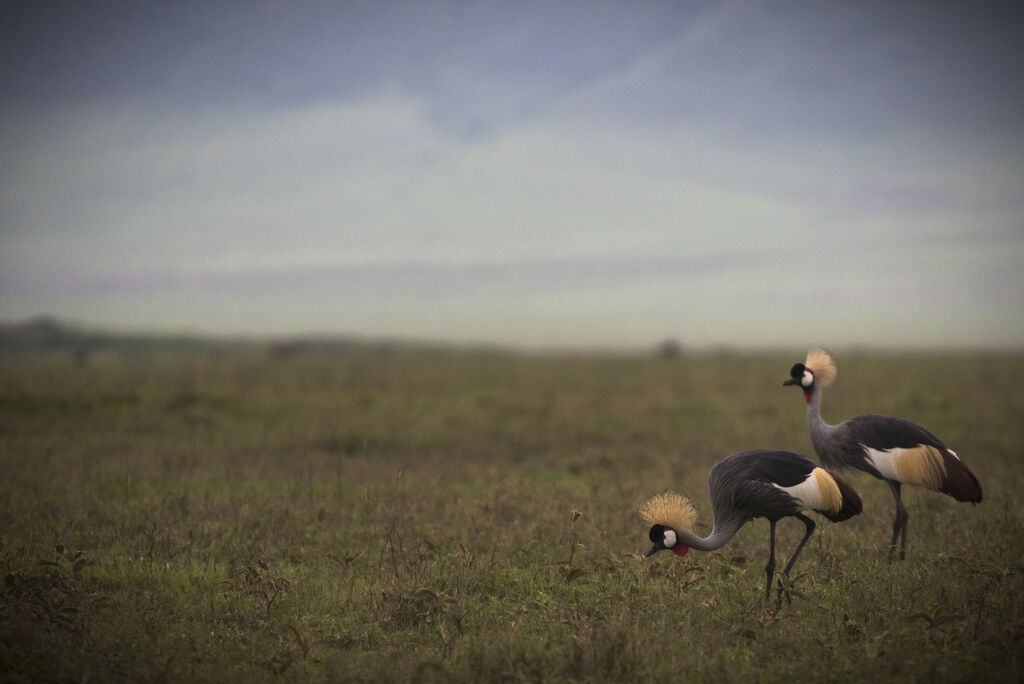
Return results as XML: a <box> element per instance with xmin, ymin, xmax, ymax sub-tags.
<box><xmin>783</xmin><ymin>348</ymin><xmax>982</xmax><ymax>560</ymax></box>
<box><xmin>642</xmin><ymin>449</ymin><xmax>861</xmax><ymax>604</ymax></box>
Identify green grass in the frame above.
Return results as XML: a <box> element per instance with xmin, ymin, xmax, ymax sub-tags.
<box><xmin>1</xmin><ymin>349</ymin><xmax>1023</xmax><ymax>682</ymax></box>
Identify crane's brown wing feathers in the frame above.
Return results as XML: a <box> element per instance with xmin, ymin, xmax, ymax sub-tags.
<box><xmin>845</xmin><ymin>415</ymin><xmax>981</xmax><ymax>502</ymax></box>
<box><xmin>819</xmin><ymin>470</ymin><xmax>862</xmax><ymax>522</ymax></box>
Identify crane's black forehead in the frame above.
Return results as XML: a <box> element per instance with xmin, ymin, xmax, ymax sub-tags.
<box><xmin>648</xmin><ymin>524</ymin><xmax>665</xmax><ymax>543</ymax></box>
<box><xmin>789</xmin><ymin>363</ymin><xmax>806</xmax><ymax>377</ymax></box>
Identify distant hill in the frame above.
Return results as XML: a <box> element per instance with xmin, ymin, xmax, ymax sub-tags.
<box><xmin>0</xmin><ymin>316</ymin><xmax>235</xmax><ymax>358</ymax></box>
<box><xmin>0</xmin><ymin>316</ymin><xmax>84</xmax><ymax>346</ymax></box>
<box><xmin>0</xmin><ymin>316</ymin><xmax>490</xmax><ymax>360</ymax></box>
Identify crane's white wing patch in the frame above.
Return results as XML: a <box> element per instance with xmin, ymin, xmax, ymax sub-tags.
<box><xmin>863</xmin><ymin>446</ymin><xmax>903</xmax><ymax>481</ymax></box>
<box><xmin>863</xmin><ymin>445</ymin><xmax>947</xmax><ymax>490</ymax></box>
<box><xmin>771</xmin><ymin>468</ymin><xmax>841</xmax><ymax>514</ymax></box>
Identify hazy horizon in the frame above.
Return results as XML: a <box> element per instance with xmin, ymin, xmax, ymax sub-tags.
<box><xmin>6</xmin><ymin>313</ymin><xmax>1024</xmax><ymax>357</ymax></box>
<box><xmin>2</xmin><ymin>1</ymin><xmax>1022</xmax><ymax>350</ymax></box>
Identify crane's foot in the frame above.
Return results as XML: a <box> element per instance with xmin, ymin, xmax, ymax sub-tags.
<box><xmin>772</xmin><ymin>574</ymin><xmax>794</xmax><ymax>609</ymax></box>
<box><xmin>887</xmin><ymin>545</ymin><xmax>907</xmax><ymax>562</ymax></box>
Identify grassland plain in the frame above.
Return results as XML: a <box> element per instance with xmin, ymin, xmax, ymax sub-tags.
<box><xmin>0</xmin><ymin>348</ymin><xmax>1022</xmax><ymax>682</ymax></box>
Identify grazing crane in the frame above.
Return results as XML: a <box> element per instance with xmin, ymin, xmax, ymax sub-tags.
<box><xmin>642</xmin><ymin>449</ymin><xmax>861</xmax><ymax>604</ymax></box>
<box><xmin>784</xmin><ymin>348</ymin><xmax>982</xmax><ymax>560</ymax></box>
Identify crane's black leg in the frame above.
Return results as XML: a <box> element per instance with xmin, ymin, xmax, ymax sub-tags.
<box><xmin>887</xmin><ymin>481</ymin><xmax>908</xmax><ymax>562</ymax></box>
<box><xmin>777</xmin><ymin>513</ymin><xmax>816</xmax><ymax>606</ymax></box>
<box><xmin>765</xmin><ymin>519</ymin><xmax>777</xmax><ymax>602</ymax></box>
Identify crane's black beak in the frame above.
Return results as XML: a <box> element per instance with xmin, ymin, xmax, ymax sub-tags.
<box><xmin>783</xmin><ymin>378</ymin><xmax>798</xmax><ymax>386</ymax></box>
<box><xmin>645</xmin><ymin>543</ymin><xmax>665</xmax><ymax>557</ymax></box>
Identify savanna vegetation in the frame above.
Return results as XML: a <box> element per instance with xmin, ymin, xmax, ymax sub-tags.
<box><xmin>1</xmin><ymin>334</ymin><xmax>1022</xmax><ymax>682</ymax></box>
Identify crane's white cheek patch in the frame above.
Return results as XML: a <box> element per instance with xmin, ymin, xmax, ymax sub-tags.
<box><xmin>662</xmin><ymin>529</ymin><xmax>677</xmax><ymax>548</ymax></box>
<box><xmin>801</xmin><ymin>370</ymin><xmax>814</xmax><ymax>387</ymax></box>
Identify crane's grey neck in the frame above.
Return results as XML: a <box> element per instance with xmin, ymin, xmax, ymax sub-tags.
<box><xmin>805</xmin><ymin>384</ymin><xmax>837</xmax><ymax>458</ymax></box>
<box><xmin>673</xmin><ymin>518</ymin><xmax>743</xmax><ymax>552</ymax></box>
<box><xmin>808</xmin><ymin>383</ymin><xmax>833</xmax><ymax>425</ymax></box>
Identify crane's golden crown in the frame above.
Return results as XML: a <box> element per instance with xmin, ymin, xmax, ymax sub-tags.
<box><xmin>805</xmin><ymin>347</ymin><xmax>837</xmax><ymax>387</ymax></box>
<box><xmin>640</xmin><ymin>491</ymin><xmax>697</xmax><ymax>532</ymax></box>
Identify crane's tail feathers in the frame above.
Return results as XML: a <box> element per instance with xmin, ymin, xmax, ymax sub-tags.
<box><xmin>819</xmin><ymin>470</ymin><xmax>862</xmax><ymax>522</ymax></box>
<box><xmin>639</xmin><ymin>491</ymin><xmax>697</xmax><ymax>532</ymax></box>
<box><xmin>939</xmin><ymin>449</ymin><xmax>983</xmax><ymax>503</ymax></box>
<box><xmin>896</xmin><ymin>445</ymin><xmax>983</xmax><ymax>502</ymax></box>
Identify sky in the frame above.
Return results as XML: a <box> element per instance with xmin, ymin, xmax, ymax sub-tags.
<box><xmin>1</xmin><ymin>1</ymin><xmax>1023</xmax><ymax>350</ymax></box>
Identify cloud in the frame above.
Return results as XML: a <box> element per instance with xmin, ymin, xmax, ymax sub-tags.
<box><xmin>2</xmin><ymin>91</ymin><xmax>812</xmax><ymax>270</ymax></box>
<box><xmin>2</xmin><ymin>84</ymin><xmax>1022</xmax><ymax>347</ymax></box>
<box><xmin>1</xmin><ymin>1</ymin><xmax>1022</xmax><ymax>348</ymax></box>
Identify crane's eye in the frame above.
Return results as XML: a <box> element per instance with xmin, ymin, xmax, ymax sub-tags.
<box><xmin>662</xmin><ymin>529</ymin><xmax>677</xmax><ymax>548</ymax></box>
<box><xmin>801</xmin><ymin>370</ymin><xmax>814</xmax><ymax>387</ymax></box>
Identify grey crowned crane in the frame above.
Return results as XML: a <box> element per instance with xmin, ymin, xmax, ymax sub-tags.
<box><xmin>642</xmin><ymin>449</ymin><xmax>861</xmax><ymax>604</ymax></box>
<box><xmin>784</xmin><ymin>348</ymin><xmax>982</xmax><ymax>561</ymax></box>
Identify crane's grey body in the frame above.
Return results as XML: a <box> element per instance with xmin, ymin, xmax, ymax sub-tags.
<box><xmin>805</xmin><ymin>386</ymin><xmax>887</xmax><ymax>478</ymax></box>
<box><xmin>786</xmin><ymin>350</ymin><xmax>982</xmax><ymax>560</ymax></box>
<box><xmin>806</xmin><ymin>386</ymin><xmax>952</xmax><ymax>476</ymax></box>
<box><xmin>692</xmin><ymin>450</ymin><xmax>830</xmax><ymax>546</ymax></box>
<box><xmin>645</xmin><ymin>449</ymin><xmax>861</xmax><ymax>603</ymax></box>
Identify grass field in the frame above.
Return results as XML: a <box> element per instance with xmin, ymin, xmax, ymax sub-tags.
<box><xmin>1</xmin><ymin>346</ymin><xmax>1022</xmax><ymax>682</ymax></box>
